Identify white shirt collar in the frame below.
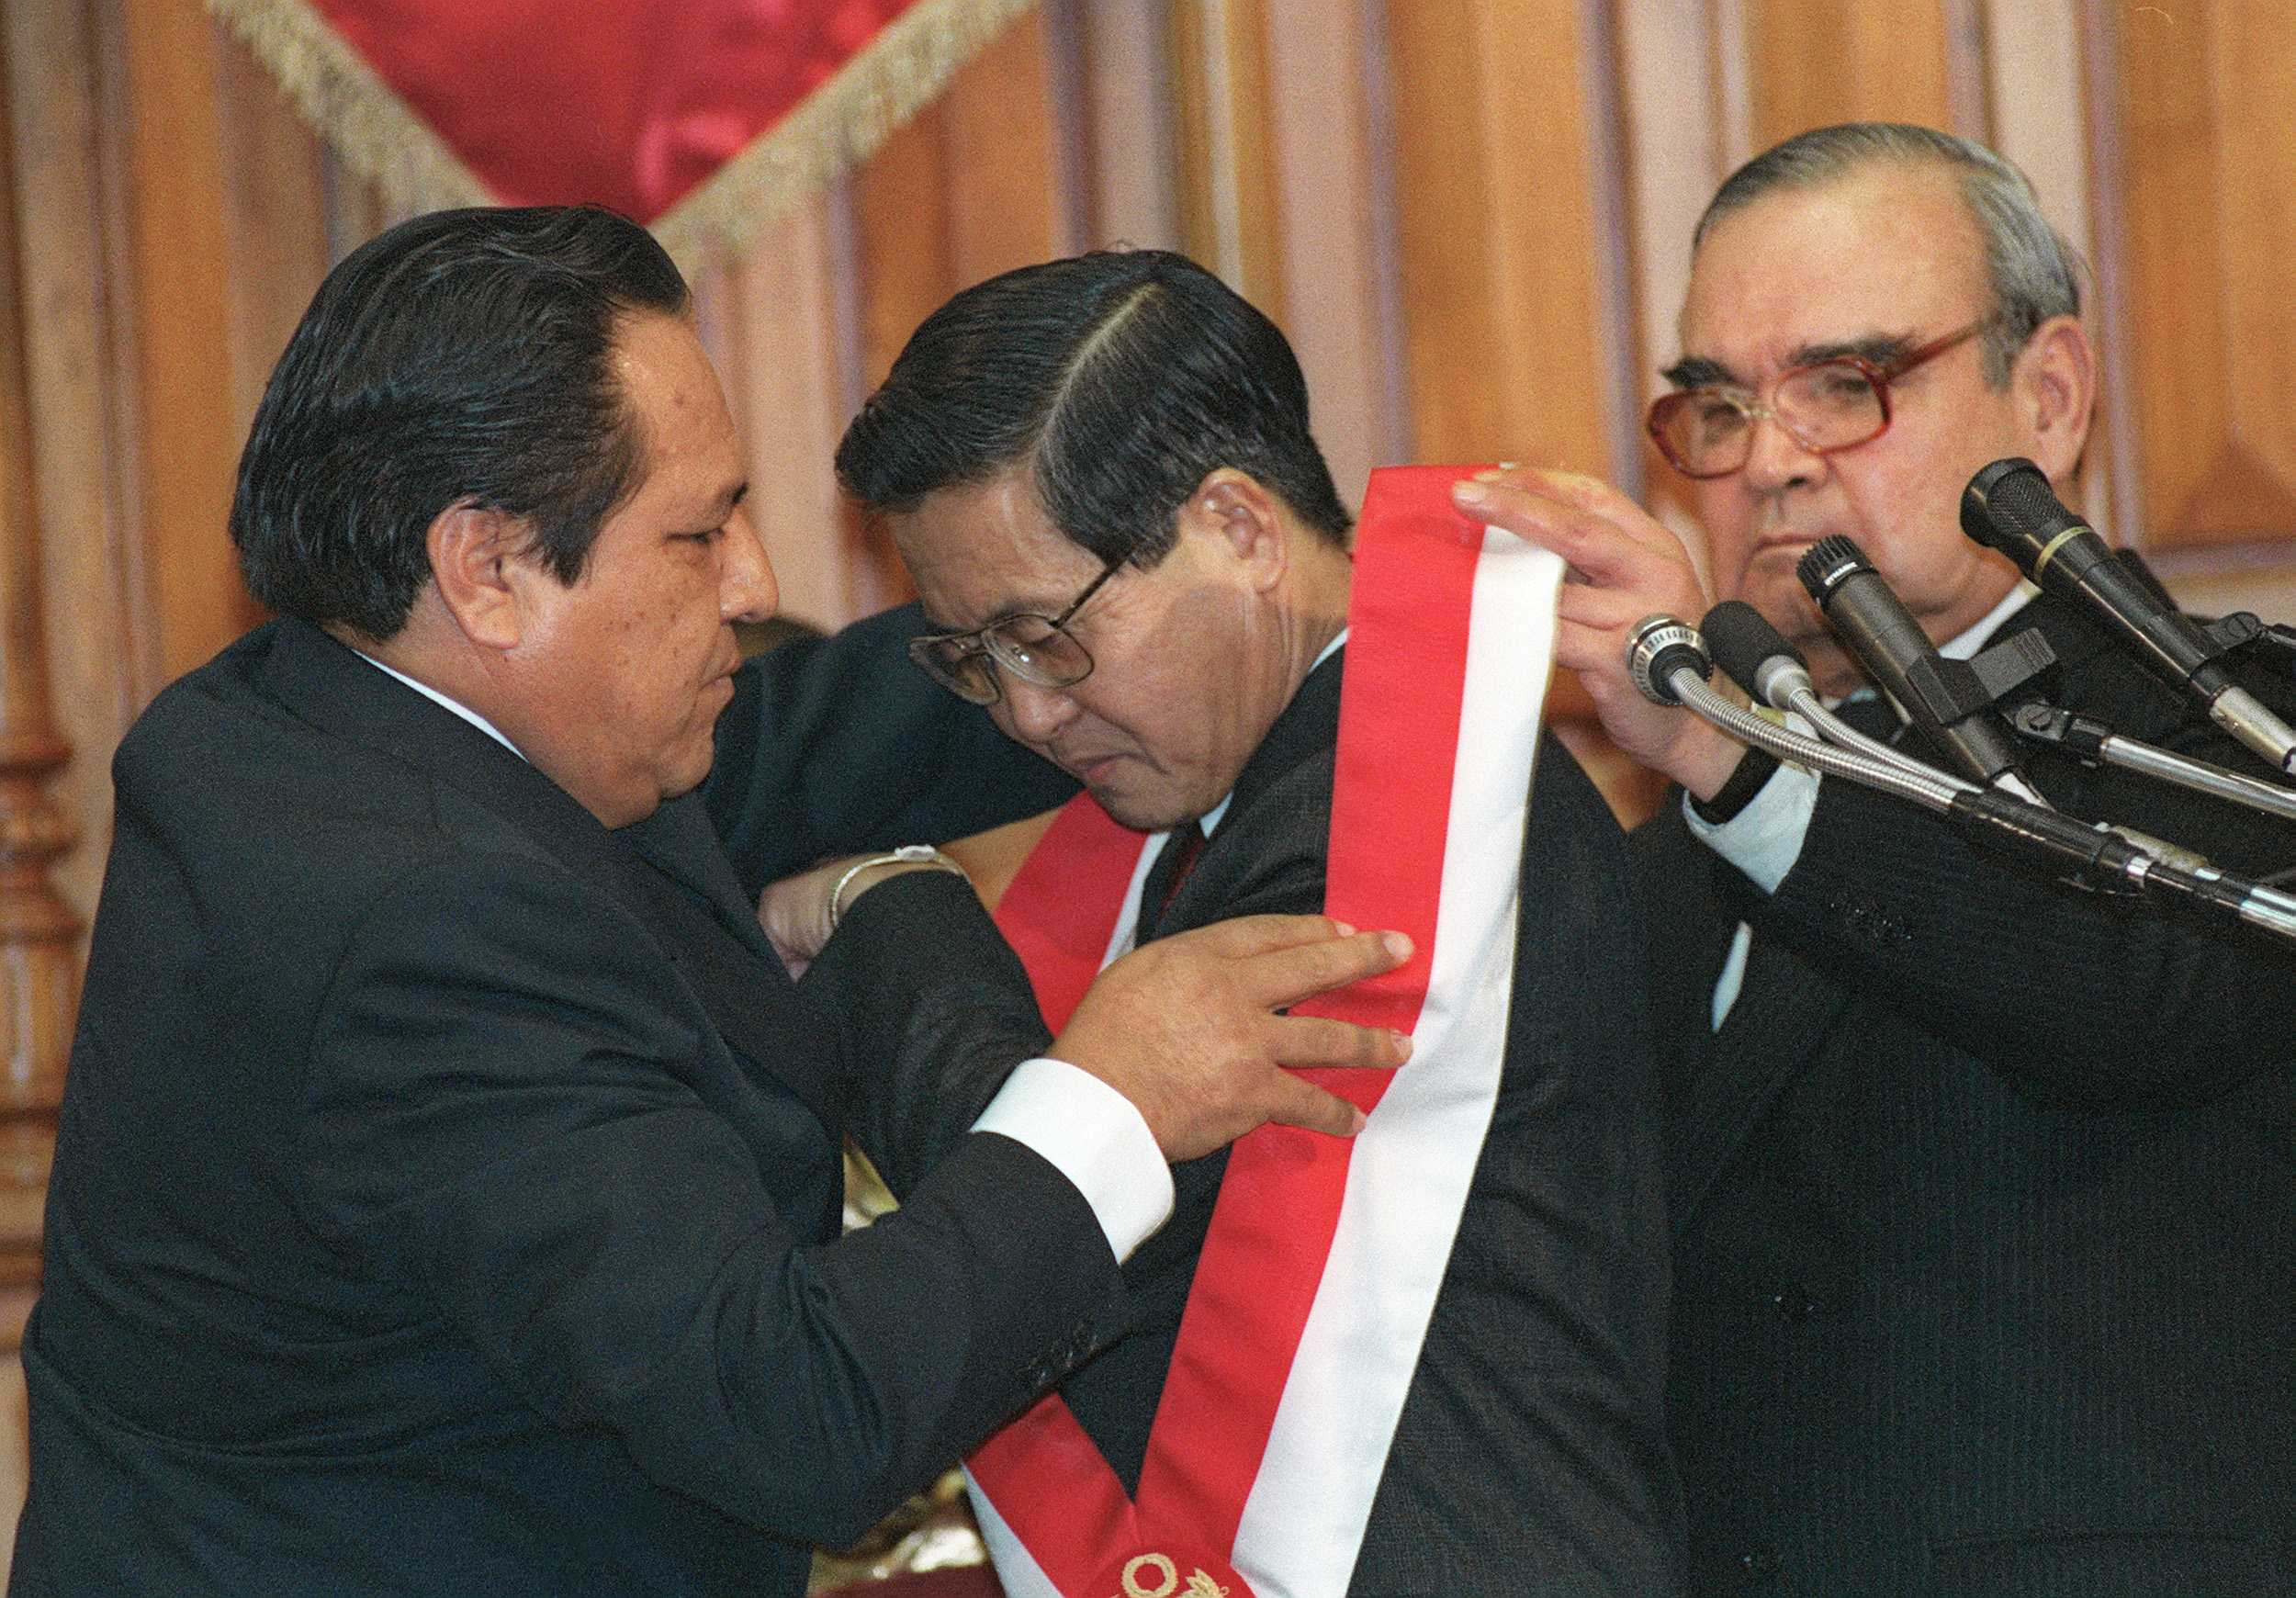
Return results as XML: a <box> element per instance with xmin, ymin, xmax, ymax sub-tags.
<box><xmin>351</xmin><ymin>649</ymin><xmax>526</xmax><ymax>760</ymax></box>
<box><xmin>1939</xmin><ymin>579</ymin><xmax>2039</xmax><ymax>660</ymax></box>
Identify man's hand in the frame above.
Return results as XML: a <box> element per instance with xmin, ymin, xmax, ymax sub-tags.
<box><xmin>1052</xmin><ymin>915</ymin><xmax>1414</xmax><ymax>1163</ymax></box>
<box><xmin>1451</xmin><ymin>467</ymin><xmax>1748</xmax><ymax>802</ymax></box>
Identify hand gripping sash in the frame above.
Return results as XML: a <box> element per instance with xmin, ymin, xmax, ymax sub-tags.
<box><xmin>972</xmin><ymin>466</ymin><xmax>1561</xmax><ymax>1598</ymax></box>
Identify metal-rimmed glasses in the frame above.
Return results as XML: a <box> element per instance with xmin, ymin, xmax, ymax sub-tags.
<box><xmin>906</xmin><ymin>546</ymin><xmax>1132</xmax><ymax>706</ymax></box>
<box><xmin>1645</xmin><ymin>318</ymin><xmax>1995</xmax><ymax>479</ymax></box>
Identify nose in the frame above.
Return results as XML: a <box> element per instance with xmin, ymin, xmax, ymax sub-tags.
<box><xmin>1738</xmin><ymin>408</ymin><xmax>1824</xmax><ymax>495</ymax></box>
<box><xmin>719</xmin><ymin>507</ymin><xmax>778</xmax><ymax>624</ymax></box>
<box><xmin>995</xmin><ymin>675</ymin><xmax>1078</xmax><ymax>746</ymax></box>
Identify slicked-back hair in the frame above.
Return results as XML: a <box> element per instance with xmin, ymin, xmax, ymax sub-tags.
<box><xmin>232</xmin><ymin>205</ymin><xmax>689</xmax><ymax>640</ymax></box>
<box><xmin>836</xmin><ymin>248</ymin><xmax>1351</xmax><ymax>568</ymax></box>
<box><xmin>1696</xmin><ymin>123</ymin><xmax>2083</xmax><ymax>387</ymax></box>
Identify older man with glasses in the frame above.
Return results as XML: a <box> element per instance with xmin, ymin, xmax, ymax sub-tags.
<box><xmin>1457</xmin><ymin>122</ymin><xmax>2296</xmax><ymax>1596</ymax></box>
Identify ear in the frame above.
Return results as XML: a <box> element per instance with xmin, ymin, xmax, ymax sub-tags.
<box><xmin>2013</xmin><ymin>314</ymin><xmax>2095</xmax><ymax>486</ymax></box>
<box><xmin>426</xmin><ymin>502</ymin><xmax>543</xmax><ymax>652</ymax></box>
<box><xmin>1183</xmin><ymin>468</ymin><xmax>1289</xmax><ymax>592</ymax></box>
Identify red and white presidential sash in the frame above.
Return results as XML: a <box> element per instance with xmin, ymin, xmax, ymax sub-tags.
<box><xmin>973</xmin><ymin>465</ymin><xmax>1561</xmax><ymax>1598</ymax></box>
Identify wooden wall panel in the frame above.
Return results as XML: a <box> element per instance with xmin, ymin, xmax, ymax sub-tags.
<box><xmin>2112</xmin><ymin>2</ymin><xmax>2296</xmax><ymax>547</ymax></box>
<box><xmin>6</xmin><ymin>0</ymin><xmax>148</xmax><ymax>940</ymax></box>
<box><xmin>1743</xmin><ymin>0</ymin><xmax>1955</xmax><ymax>150</ymax></box>
<box><xmin>852</xmin><ymin>112</ymin><xmax>960</xmax><ymax>394</ymax></box>
<box><xmin>1075</xmin><ymin>0</ymin><xmax>1181</xmax><ymax>253</ymax></box>
<box><xmin>0</xmin><ymin>0</ymin><xmax>71</xmax><ymax>1280</ymax></box>
<box><xmin>11</xmin><ymin>0</ymin><xmax>2296</xmax><ymax>1575</ymax></box>
<box><xmin>120</xmin><ymin>0</ymin><xmax>264</xmax><ymax>683</ymax></box>
<box><xmin>850</xmin><ymin>12</ymin><xmax>1075</xmax><ymax>387</ymax></box>
<box><xmin>1259</xmin><ymin>0</ymin><xmax>1392</xmax><ymax>506</ymax></box>
<box><xmin>0</xmin><ymin>10</ymin><xmax>96</xmax><ymax>1577</ymax></box>
<box><xmin>1382</xmin><ymin>0</ymin><xmax>1612</xmax><ymax>478</ymax></box>
<box><xmin>709</xmin><ymin>208</ymin><xmax>866</xmax><ymax>631</ymax></box>
<box><xmin>1170</xmin><ymin>0</ymin><xmax>1283</xmax><ymax>313</ymax></box>
<box><xmin>216</xmin><ymin>35</ymin><xmax>331</xmax><ymax>432</ymax></box>
<box><xmin>938</xmin><ymin>8</ymin><xmax>1080</xmax><ymax>285</ymax></box>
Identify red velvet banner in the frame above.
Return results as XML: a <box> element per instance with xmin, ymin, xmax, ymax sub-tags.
<box><xmin>308</xmin><ymin>0</ymin><xmax>917</xmax><ymax>220</ymax></box>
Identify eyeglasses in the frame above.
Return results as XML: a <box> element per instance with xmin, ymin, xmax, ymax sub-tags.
<box><xmin>906</xmin><ymin>546</ymin><xmax>1131</xmax><ymax>706</ymax></box>
<box><xmin>1645</xmin><ymin>318</ymin><xmax>1995</xmax><ymax>479</ymax></box>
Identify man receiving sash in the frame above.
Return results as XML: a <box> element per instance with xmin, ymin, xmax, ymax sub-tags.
<box><xmin>767</xmin><ymin>251</ymin><xmax>1680</xmax><ymax>1597</ymax></box>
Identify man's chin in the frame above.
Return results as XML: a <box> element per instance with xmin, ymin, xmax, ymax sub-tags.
<box><xmin>1084</xmin><ymin>779</ymin><xmax>1195</xmax><ymax>836</ymax></box>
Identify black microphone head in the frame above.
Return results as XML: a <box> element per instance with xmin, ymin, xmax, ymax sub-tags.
<box><xmin>1795</xmin><ymin>535</ymin><xmax>1869</xmax><ymax>602</ymax></box>
<box><xmin>1961</xmin><ymin>456</ymin><xmax>2076</xmax><ymax>560</ymax></box>
<box><xmin>1701</xmin><ymin>600</ymin><xmax>1806</xmax><ymax>702</ymax></box>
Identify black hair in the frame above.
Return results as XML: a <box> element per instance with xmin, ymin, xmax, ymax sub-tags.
<box><xmin>231</xmin><ymin>204</ymin><xmax>689</xmax><ymax>639</ymax></box>
<box><xmin>836</xmin><ymin>248</ymin><xmax>1350</xmax><ymax>567</ymax></box>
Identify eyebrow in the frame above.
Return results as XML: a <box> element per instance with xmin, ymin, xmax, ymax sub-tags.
<box><xmin>1660</xmin><ymin>332</ymin><xmax>1919</xmax><ymax>391</ymax></box>
<box><xmin>1660</xmin><ymin>356</ymin><xmax>1734</xmax><ymax>390</ymax></box>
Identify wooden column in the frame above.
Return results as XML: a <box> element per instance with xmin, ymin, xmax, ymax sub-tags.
<box><xmin>0</xmin><ymin>9</ymin><xmax>81</xmax><ymax>1566</ymax></box>
<box><xmin>0</xmin><ymin>0</ymin><xmax>73</xmax><ymax>1288</ymax></box>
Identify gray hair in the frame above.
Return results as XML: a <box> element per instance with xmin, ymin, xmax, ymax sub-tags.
<box><xmin>1695</xmin><ymin>123</ymin><xmax>2083</xmax><ymax>386</ymax></box>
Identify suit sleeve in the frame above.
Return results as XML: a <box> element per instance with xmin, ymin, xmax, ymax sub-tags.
<box><xmin>703</xmin><ymin>602</ymin><xmax>1081</xmax><ymax>893</ymax></box>
<box><xmin>297</xmin><ymin>850</ymin><xmax>1125</xmax><ymax>1550</ymax></box>
<box><xmin>800</xmin><ymin>870</ymin><xmax>1061</xmax><ymax>1196</ymax></box>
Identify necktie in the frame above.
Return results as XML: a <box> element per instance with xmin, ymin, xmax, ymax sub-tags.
<box><xmin>1145</xmin><ymin>822</ymin><xmax>1207</xmax><ymax>921</ymax></box>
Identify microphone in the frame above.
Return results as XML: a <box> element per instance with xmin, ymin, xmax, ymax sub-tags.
<box><xmin>1621</xmin><ymin>614</ymin><xmax>2296</xmax><ymax>945</ymax></box>
<box><xmin>1962</xmin><ymin>457</ymin><xmax>2296</xmax><ymax>774</ymax></box>
<box><xmin>1795</xmin><ymin>536</ymin><xmax>2046</xmax><ymax>802</ymax></box>
<box><xmin>1700</xmin><ymin>600</ymin><xmax>1812</xmax><ymax>712</ymax></box>
<box><xmin>1626</xmin><ymin>614</ymin><xmax>1712</xmax><ymax>706</ymax></box>
<box><xmin>1702</xmin><ymin>599</ymin><xmax>1935</xmax><ymax>775</ymax></box>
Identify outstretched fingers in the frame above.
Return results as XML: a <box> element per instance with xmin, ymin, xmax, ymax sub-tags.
<box><xmin>1454</xmin><ymin>467</ymin><xmax>1705</xmax><ymax>617</ymax></box>
<box><xmin>1199</xmin><ymin>915</ymin><xmax>1415</xmax><ymax>1014</ymax></box>
<box><xmin>1052</xmin><ymin>914</ymin><xmax>1416</xmax><ymax>1162</ymax></box>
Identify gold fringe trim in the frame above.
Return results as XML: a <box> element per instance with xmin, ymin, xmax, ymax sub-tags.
<box><xmin>203</xmin><ymin>0</ymin><xmax>496</xmax><ymax>218</ymax></box>
<box><xmin>652</xmin><ymin>0</ymin><xmax>1043</xmax><ymax>267</ymax></box>
<box><xmin>207</xmin><ymin>0</ymin><xmax>1039</xmax><ymax>268</ymax></box>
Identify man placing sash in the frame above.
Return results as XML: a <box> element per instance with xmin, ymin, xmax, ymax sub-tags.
<box><xmin>766</xmin><ymin>251</ymin><xmax>1680</xmax><ymax>1597</ymax></box>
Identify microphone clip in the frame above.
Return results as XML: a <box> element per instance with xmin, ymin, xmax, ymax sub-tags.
<box><xmin>1894</xmin><ymin>625</ymin><xmax>2057</xmax><ymax>730</ymax></box>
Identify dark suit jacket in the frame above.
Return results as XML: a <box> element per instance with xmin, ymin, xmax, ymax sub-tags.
<box><xmin>12</xmin><ymin>618</ymin><xmax>1129</xmax><ymax>1598</ymax></box>
<box><xmin>820</xmin><ymin>653</ymin><xmax>1683</xmax><ymax>1598</ymax></box>
<box><xmin>1638</xmin><ymin>592</ymin><xmax>2296</xmax><ymax>1596</ymax></box>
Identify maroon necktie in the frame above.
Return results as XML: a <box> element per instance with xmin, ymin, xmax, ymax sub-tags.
<box><xmin>1149</xmin><ymin>822</ymin><xmax>1207</xmax><ymax>918</ymax></box>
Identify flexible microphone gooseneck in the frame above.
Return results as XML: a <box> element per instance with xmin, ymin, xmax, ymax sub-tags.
<box><xmin>1700</xmin><ymin>599</ymin><xmax>1932</xmax><ymax>777</ymax></box>
<box><xmin>1624</xmin><ymin>614</ymin><xmax>2296</xmax><ymax>944</ymax></box>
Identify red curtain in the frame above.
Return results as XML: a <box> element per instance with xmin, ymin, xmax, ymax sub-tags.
<box><xmin>309</xmin><ymin>0</ymin><xmax>917</xmax><ymax>221</ymax></box>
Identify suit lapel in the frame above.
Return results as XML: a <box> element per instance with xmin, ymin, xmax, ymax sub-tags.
<box><xmin>1665</xmin><ymin>595</ymin><xmax>2127</xmax><ymax>1234</ymax></box>
<box><xmin>1638</xmin><ymin>801</ymin><xmax>1850</xmax><ymax>1235</ymax></box>
<box><xmin>1668</xmin><ymin>928</ymin><xmax>1850</xmax><ymax>1232</ymax></box>
<box><xmin>257</xmin><ymin>618</ymin><xmax>845</xmax><ymax>1138</ymax></box>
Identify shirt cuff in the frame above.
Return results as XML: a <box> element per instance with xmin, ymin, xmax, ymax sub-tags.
<box><xmin>971</xmin><ymin>1057</ymin><xmax>1174</xmax><ymax>1262</ymax></box>
<box><xmin>1684</xmin><ymin>754</ymin><xmax>1820</xmax><ymax>895</ymax></box>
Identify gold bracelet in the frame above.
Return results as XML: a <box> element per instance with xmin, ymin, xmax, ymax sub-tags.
<box><xmin>826</xmin><ymin>845</ymin><xmax>968</xmax><ymax>932</ymax></box>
